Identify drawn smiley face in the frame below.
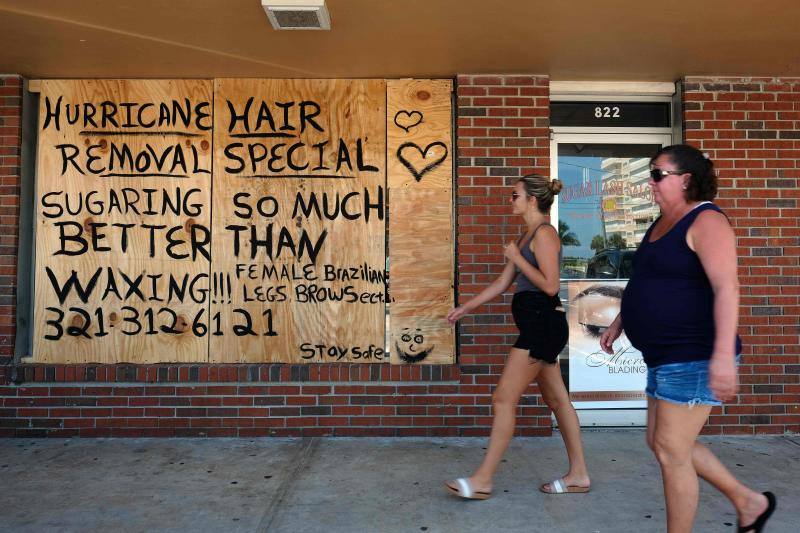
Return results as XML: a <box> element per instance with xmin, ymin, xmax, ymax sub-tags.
<box><xmin>395</xmin><ymin>328</ymin><xmax>435</xmax><ymax>363</ymax></box>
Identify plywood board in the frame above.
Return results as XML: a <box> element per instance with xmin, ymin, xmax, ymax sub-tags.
<box><xmin>387</xmin><ymin>79</ymin><xmax>455</xmax><ymax>364</ymax></box>
<box><xmin>210</xmin><ymin>79</ymin><xmax>386</xmax><ymax>363</ymax></box>
<box><xmin>32</xmin><ymin>79</ymin><xmax>213</xmax><ymax>363</ymax></box>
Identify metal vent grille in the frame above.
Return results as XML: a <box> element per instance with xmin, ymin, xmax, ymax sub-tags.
<box><xmin>272</xmin><ymin>9</ymin><xmax>322</xmax><ymax>28</ymax></box>
<box><xmin>262</xmin><ymin>2</ymin><xmax>331</xmax><ymax>30</ymax></box>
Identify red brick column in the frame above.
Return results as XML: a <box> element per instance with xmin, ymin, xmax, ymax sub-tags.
<box><xmin>684</xmin><ymin>77</ymin><xmax>800</xmax><ymax>434</ymax></box>
<box><xmin>455</xmin><ymin>74</ymin><xmax>552</xmax><ymax>430</ymax></box>
<box><xmin>0</xmin><ymin>76</ymin><xmax>21</xmax><ymax>360</ymax></box>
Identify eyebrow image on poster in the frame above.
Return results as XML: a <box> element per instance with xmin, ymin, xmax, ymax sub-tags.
<box><xmin>566</xmin><ymin>281</ymin><xmax>646</xmax><ymax>408</ymax></box>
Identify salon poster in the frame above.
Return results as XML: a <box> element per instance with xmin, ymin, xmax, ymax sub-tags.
<box><xmin>566</xmin><ymin>281</ymin><xmax>647</xmax><ymax>408</ymax></box>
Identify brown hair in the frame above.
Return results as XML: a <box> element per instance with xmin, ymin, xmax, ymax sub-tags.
<box><xmin>651</xmin><ymin>144</ymin><xmax>717</xmax><ymax>201</ymax></box>
<box><xmin>517</xmin><ymin>174</ymin><xmax>563</xmax><ymax>213</ymax></box>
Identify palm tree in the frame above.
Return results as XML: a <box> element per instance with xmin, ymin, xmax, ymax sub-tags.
<box><xmin>559</xmin><ymin>220</ymin><xmax>580</xmax><ymax>246</ymax></box>
<box><xmin>591</xmin><ymin>234</ymin><xmax>606</xmax><ymax>253</ymax></box>
<box><xmin>607</xmin><ymin>233</ymin><xmax>627</xmax><ymax>249</ymax></box>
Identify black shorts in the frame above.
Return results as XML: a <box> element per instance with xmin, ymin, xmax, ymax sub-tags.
<box><xmin>511</xmin><ymin>291</ymin><xmax>568</xmax><ymax>364</ymax></box>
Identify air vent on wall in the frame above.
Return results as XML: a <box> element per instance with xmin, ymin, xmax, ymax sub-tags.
<box><xmin>261</xmin><ymin>0</ymin><xmax>331</xmax><ymax>30</ymax></box>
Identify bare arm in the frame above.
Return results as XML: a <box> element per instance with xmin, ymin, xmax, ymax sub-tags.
<box><xmin>505</xmin><ymin>225</ymin><xmax>561</xmax><ymax>296</ymax></box>
<box><xmin>688</xmin><ymin>209</ymin><xmax>740</xmax><ymax>400</ymax></box>
<box><xmin>446</xmin><ymin>260</ymin><xmax>516</xmax><ymax>324</ymax></box>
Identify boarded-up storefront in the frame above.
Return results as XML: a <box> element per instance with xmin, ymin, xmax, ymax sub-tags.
<box><xmin>32</xmin><ymin>79</ymin><xmax>454</xmax><ymax>365</ymax></box>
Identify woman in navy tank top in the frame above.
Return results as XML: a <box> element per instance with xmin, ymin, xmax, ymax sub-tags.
<box><xmin>444</xmin><ymin>174</ymin><xmax>591</xmax><ymax>500</ymax></box>
<box><xmin>600</xmin><ymin>145</ymin><xmax>775</xmax><ymax>532</ymax></box>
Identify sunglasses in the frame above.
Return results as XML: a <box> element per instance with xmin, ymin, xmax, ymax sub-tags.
<box><xmin>649</xmin><ymin>168</ymin><xmax>686</xmax><ymax>182</ymax></box>
<box><xmin>511</xmin><ymin>192</ymin><xmax>525</xmax><ymax>200</ymax></box>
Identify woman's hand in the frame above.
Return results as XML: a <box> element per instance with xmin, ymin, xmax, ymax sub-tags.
<box><xmin>446</xmin><ymin>305</ymin><xmax>469</xmax><ymax>325</ymax></box>
<box><xmin>503</xmin><ymin>241</ymin><xmax>522</xmax><ymax>262</ymax></box>
<box><xmin>599</xmin><ymin>321</ymin><xmax>623</xmax><ymax>354</ymax></box>
<box><xmin>709</xmin><ymin>354</ymin><xmax>738</xmax><ymax>402</ymax></box>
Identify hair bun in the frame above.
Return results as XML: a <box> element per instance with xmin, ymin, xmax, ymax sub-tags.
<box><xmin>549</xmin><ymin>179</ymin><xmax>563</xmax><ymax>194</ymax></box>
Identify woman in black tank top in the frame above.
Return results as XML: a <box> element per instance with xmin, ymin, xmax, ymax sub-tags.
<box><xmin>444</xmin><ymin>174</ymin><xmax>591</xmax><ymax>500</ymax></box>
<box><xmin>600</xmin><ymin>145</ymin><xmax>776</xmax><ymax>532</ymax></box>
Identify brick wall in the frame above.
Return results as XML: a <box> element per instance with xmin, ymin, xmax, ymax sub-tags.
<box><xmin>0</xmin><ymin>74</ymin><xmax>555</xmax><ymax>437</ymax></box>
<box><xmin>0</xmin><ymin>364</ymin><xmax>467</xmax><ymax>437</ymax></box>
<box><xmin>0</xmin><ymin>76</ymin><xmax>21</xmax><ymax>361</ymax></box>
<box><xmin>684</xmin><ymin>77</ymin><xmax>800</xmax><ymax>434</ymax></box>
<box><xmin>4</xmin><ymin>74</ymin><xmax>793</xmax><ymax>437</ymax></box>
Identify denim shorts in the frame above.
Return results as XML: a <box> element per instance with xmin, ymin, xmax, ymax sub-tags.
<box><xmin>645</xmin><ymin>358</ymin><xmax>735</xmax><ymax>407</ymax></box>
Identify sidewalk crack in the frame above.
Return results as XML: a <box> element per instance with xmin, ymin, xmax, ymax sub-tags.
<box><xmin>256</xmin><ymin>437</ymin><xmax>319</xmax><ymax>532</ymax></box>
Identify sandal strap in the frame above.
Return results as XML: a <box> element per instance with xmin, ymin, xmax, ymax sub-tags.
<box><xmin>456</xmin><ymin>478</ymin><xmax>472</xmax><ymax>498</ymax></box>
<box><xmin>738</xmin><ymin>491</ymin><xmax>776</xmax><ymax>532</ymax></box>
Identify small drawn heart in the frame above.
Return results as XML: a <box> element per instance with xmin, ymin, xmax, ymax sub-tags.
<box><xmin>397</xmin><ymin>141</ymin><xmax>448</xmax><ymax>182</ymax></box>
<box><xmin>394</xmin><ymin>110</ymin><xmax>423</xmax><ymax>132</ymax></box>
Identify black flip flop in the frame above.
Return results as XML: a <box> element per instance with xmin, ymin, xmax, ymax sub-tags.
<box><xmin>737</xmin><ymin>491</ymin><xmax>776</xmax><ymax>532</ymax></box>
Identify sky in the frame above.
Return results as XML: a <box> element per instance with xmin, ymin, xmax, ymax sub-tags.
<box><xmin>557</xmin><ymin>156</ymin><xmax>606</xmax><ymax>260</ymax></box>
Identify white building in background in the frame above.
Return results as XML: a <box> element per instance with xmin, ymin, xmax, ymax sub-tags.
<box><xmin>600</xmin><ymin>157</ymin><xmax>659</xmax><ymax>245</ymax></box>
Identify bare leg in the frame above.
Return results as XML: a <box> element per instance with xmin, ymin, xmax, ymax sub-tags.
<box><xmin>691</xmin><ymin>441</ymin><xmax>767</xmax><ymax>526</ymax></box>
<box><xmin>446</xmin><ymin>348</ymin><xmax>542</xmax><ymax>494</ymax></box>
<box><xmin>652</xmin><ymin>400</ymin><xmax>713</xmax><ymax>533</ymax></box>
<box><xmin>537</xmin><ymin>362</ymin><xmax>590</xmax><ymax>489</ymax></box>
<box><xmin>647</xmin><ymin>398</ymin><xmax>769</xmax><ymax>527</ymax></box>
<box><xmin>645</xmin><ymin>396</ymin><xmax>657</xmax><ymax>452</ymax></box>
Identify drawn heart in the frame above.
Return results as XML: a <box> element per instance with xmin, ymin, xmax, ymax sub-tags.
<box><xmin>393</xmin><ymin>110</ymin><xmax>423</xmax><ymax>132</ymax></box>
<box><xmin>397</xmin><ymin>141</ymin><xmax>448</xmax><ymax>182</ymax></box>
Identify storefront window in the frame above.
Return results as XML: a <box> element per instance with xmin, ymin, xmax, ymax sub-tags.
<box><xmin>557</xmin><ymin>143</ymin><xmax>661</xmax><ymax>279</ymax></box>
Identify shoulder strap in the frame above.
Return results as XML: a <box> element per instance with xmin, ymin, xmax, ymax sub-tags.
<box><xmin>517</xmin><ymin>223</ymin><xmax>549</xmax><ymax>248</ymax></box>
<box><xmin>530</xmin><ymin>223</ymin><xmax>550</xmax><ymax>239</ymax></box>
<box><xmin>682</xmin><ymin>202</ymin><xmax>720</xmax><ymax>228</ymax></box>
<box><xmin>531</xmin><ymin>223</ymin><xmax>561</xmax><ymax>257</ymax></box>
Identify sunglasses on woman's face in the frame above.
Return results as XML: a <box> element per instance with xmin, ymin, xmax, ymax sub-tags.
<box><xmin>511</xmin><ymin>192</ymin><xmax>524</xmax><ymax>200</ymax></box>
<box><xmin>649</xmin><ymin>168</ymin><xmax>685</xmax><ymax>182</ymax></box>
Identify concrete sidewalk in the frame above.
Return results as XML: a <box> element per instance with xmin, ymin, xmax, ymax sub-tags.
<box><xmin>1</xmin><ymin>432</ymin><xmax>797</xmax><ymax>532</ymax></box>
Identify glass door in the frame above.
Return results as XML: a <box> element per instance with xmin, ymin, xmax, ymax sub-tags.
<box><xmin>552</xmin><ymin>133</ymin><xmax>671</xmax><ymax>427</ymax></box>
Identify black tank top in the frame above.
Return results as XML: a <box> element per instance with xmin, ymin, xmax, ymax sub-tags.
<box><xmin>621</xmin><ymin>202</ymin><xmax>743</xmax><ymax>367</ymax></box>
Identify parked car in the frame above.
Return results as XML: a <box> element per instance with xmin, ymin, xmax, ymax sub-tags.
<box><xmin>585</xmin><ymin>248</ymin><xmax>636</xmax><ymax>279</ymax></box>
<box><xmin>560</xmin><ymin>266</ymin><xmax>586</xmax><ymax>279</ymax></box>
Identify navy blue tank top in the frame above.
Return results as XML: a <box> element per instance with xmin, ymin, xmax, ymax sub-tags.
<box><xmin>514</xmin><ymin>224</ymin><xmax>562</xmax><ymax>293</ymax></box>
<box><xmin>621</xmin><ymin>202</ymin><xmax>742</xmax><ymax>367</ymax></box>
